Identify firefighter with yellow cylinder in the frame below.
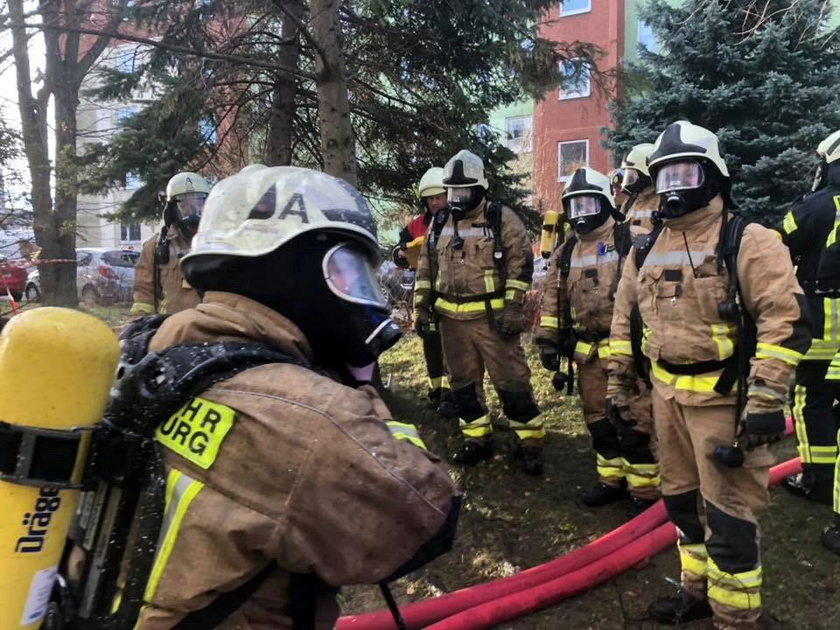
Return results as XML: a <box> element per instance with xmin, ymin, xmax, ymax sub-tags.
<box><xmin>0</xmin><ymin>308</ymin><xmax>119</xmax><ymax>629</ymax></box>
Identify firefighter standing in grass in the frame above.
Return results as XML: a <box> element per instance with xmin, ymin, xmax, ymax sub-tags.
<box><xmin>130</xmin><ymin>172</ymin><xmax>210</xmax><ymax>316</ymax></box>
<box><xmin>393</xmin><ymin>167</ymin><xmax>456</xmax><ymax>418</ymax></box>
<box><xmin>414</xmin><ymin>150</ymin><xmax>544</xmax><ymax>475</ymax></box>
<box><xmin>608</xmin><ymin>121</ymin><xmax>810</xmax><ymax>629</ymax></box>
<box><xmin>130</xmin><ymin>165</ymin><xmax>460</xmax><ymax>628</ymax></box>
<box><xmin>619</xmin><ymin>142</ymin><xmax>659</xmax><ymax>232</ymax></box>
<box><xmin>535</xmin><ymin>167</ymin><xmax>659</xmax><ymax>517</ymax></box>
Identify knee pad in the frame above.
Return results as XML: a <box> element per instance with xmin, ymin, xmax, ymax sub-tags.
<box><xmin>497</xmin><ymin>389</ymin><xmax>540</xmax><ymax>423</ymax></box>
<box><xmin>451</xmin><ymin>383</ymin><xmax>485</xmax><ymax>421</ymax></box>
<box><xmin>663</xmin><ymin>490</ymin><xmax>704</xmax><ymax>544</ymax></box>
<box><xmin>619</xmin><ymin>425</ymin><xmax>656</xmax><ymax>464</ymax></box>
<box><xmin>705</xmin><ymin>501</ymin><xmax>758</xmax><ymax>573</ymax></box>
<box><xmin>587</xmin><ymin>418</ymin><xmax>620</xmax><ymax>458</ymax></box>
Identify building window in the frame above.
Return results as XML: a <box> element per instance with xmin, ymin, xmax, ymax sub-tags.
<box><xmin>505</xmin><ymin>115</ymin><xmax>533</xmax><ymax>153</ymax></box>
<box><xmin>558</xmin><ymin>140</ymin><xmax>589</xmax><ymax>182</ymax></box>
<box><xmin>558</xmin><ymin>59</ymin><xmax>591</xmax><ymax>100</ymax></box>
<box><xmin>120</xmin><ymin>223</ymin><xmax>141</xmax><ymax>242</ymax></box>
<box><xmin>559</xmin><ymin>0</ymin><xmax>590</xmax><ymax>17</ymax></box>
<box><xmin>638</xmin><ymin>20</ymin><xmax>659</xmax><ymax>53</ymax></box>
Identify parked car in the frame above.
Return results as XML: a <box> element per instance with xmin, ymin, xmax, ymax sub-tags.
<box><xmin>25</xmin><ymin>247</ymin><xmax>140</xmax><ymax>304</ymax></box>
<box><xmin>0</xmin><ymin>255</ymin><xmax>28</xmax><ymax>300</ymax></box>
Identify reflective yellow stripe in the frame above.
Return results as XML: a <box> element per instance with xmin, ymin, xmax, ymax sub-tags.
<box><xmin>459</xmin><ymin>414</ymin><xmax>493</xmax><ymax>438</ymax></box>
<box><xmin>386</xmin><ymin>421</ymin><xmax>428</xmax><ymax>450</ymax></box>
<box><xmin>435</xmin><ymin>297</ymin><xmax>504</xmax><ymax>315</ymax></box>
<box><xmin>650</xmin><ymin>362</ymin><xmax>721</xmax><ymax>393</ymax></box>
<box><xmin>827</xmin><ymin>353</ymin><xmax>840</xmax><ymax>381</ymax></box>
<box><xmin>824</xmin><ymin>297</ymin><xmax>839</xmax><ymax>343</ymax></box>
<box><xmin>415</xmin><ymin>279</ymin><xmax>432</xmax><ymax>290</ymax></box>
<box><xmin>782</xmin><ymin>210</ymin><xmax>797</xmax><ymax>235</ymax></box>
<box><xmin>506</xmin><ymin>279</ymin><xmax>530</xmax><ymax>292</ymax></box>
<box><xmin>707</xmin><ymin>560</ymin><xmax>762</xmax><ymax>611</ymax></box>
<box><xmin>596</xmin><ymin>454</ymin><xmax>623</xmax><ymax>480</ymax></box>
<box><xmin>508</xmin><ymin>415</ymin><xmax>546</xmax><ymax>440</ymax></box>
<box><xmin>130</xmin><ymin>301</ymin><xmax>155</xmax><ymax>316</ymax></box>
<box><xmin>804</xmin><ymin>338</ymin><xmax>839</xmax><ymax>360</ymax></box>
<box><xmin>807</xmin><ymin>445</ymin><xmax>838</xmax><ymax>464</ymax></box>
<box><xmin>622</xmin><ymin>460</ymin><xmax>660</xmax><ymax>488</ymax></box>
<box><xmin>826</xmin><ymin>205</ymin><xmax>840</xmax><ymax>246</ymax></box>
<box><xmin>755</xmin><ymin>342</ymin><xmax>803</xmax><ymax>366</ymax></box>
<box><xmin>413</xmin><ymin>293</ymin><xmax>427</xmax><ymax>307</ymax></box>
<box><xmin>484</xmin><ymin>270</ymin><xmax>496</xmax><ymax>293</ymax></box>
<box><xmin>428</xmin><ymin>375</ymin><xmax>449</xmax><ymax>389</ymax></box>
<box><xmin>678</xmin><ymin>542</ymin><xmax>708</xmax><ymax>578</ymax></box>
<box><xmin>792</xmin><ymin>384</ymin><xmax>812</xmax><ymax>463</ymax></box>
<box><xmin>575</xmin><ymin>340</ymin><xmax>593</xmax><ymax>356</ymax></box>
<box><xmin>610</xmin><ymin>339</ymin><xmax>633</xmax><ymax>356</ymax></box>
<box><xmin>540</xmin><ymin>315</ymin><xmax>559</xmax><ymax>329</ymax></box>
<box><xmin>710</xmin><ymin>323</ymin><xmax>734</xmax><ymax>361</ymax></box>
<box><xmin>505</xmin><ymin>289</ymin><xmax>517</xmax><ymax>302</ymax></box>
<box><xmin>597</xmin><ymin>339</ymin><xmax>611</xmax><ymax>360</ymax></box>
<box><xmin>144</xmin><ymin>470</ymin><xmax>204</xmax><ymax>602</ymax></box>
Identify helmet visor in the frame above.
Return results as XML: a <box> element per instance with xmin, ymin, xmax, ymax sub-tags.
<box><xmin>323</xmin><ymin>243</ymin><xmax>388</xmax><ymax>308</ymax></box>
<box><xmin>447</xmin><ymin>187</ymin><xmax>476</xmax><ymax>206</ymax></box>
<box><xmin>175</xmin><ymin>192</ymin><xmax>208</xmax><ymax>219</ymax></box>
<box><xmin>655</xmin><ymin>162</ymin><xmax>704</xmax><ymax>193</ymax></box>
<box><xmin>621</xmin><ymin>169</ymin><xmax>640</xmax><ymax>190</ymax></box>
<box><xmin>568</xmin><ymin>196</ymin><xmax>601</xmax><ymax>219</ymax></box>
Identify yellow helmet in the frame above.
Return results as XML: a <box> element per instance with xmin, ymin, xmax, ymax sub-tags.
<box><xmin>417</xmin><ymin>167</ymin><xmax>446</xmax><ymax>197</ymax></box>
<box><xmin>165</xmin><ymin>171</ymin><xmax>211</xmax><ymax>201</ymax></box>
<box><xmin>621</xmin><ymin>143</ymin><xmax>655</xmax><ymax>177</ymax></box>
<box><xmin>817</xmin><ymin>130</ymin><xmax>840</xmax><ymax>164</ymax></box>
<box><xmin>182</xmin><ymin>165</ymin><xmax>379</xmax><ymax>265</ymax></box>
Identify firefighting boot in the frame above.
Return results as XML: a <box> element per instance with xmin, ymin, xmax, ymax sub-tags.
<box><xmin>452</xmin><ymin>438</ymin><xmax>494</xmax><ymax>466</ymax></box>
<box><xmin>820</xmin><ymin>516</ymin><xmax>840</xmax><ymax>556</ymax></box>
<box><xmin>581</xmin><ymin>481</ymin><xmax>628</xmax><ymax>507</ymax></box>
<box><xmin>436</xmin><ymin>389</ymin><xmax>459</xmax><ymax>419</ymax></box>
<box><xmin>626</xmin><ymin>496</ymin><xmax>657</xmax><ymax>519</ymax></box>
<box><xmin>427</xmin><ymin>387</ymin><xmax>444</xmax><ymax>409</ymax></box>
<box><xmin>783</xmin><ymin>471</ymin><xmax>833</xmax><ymax>506</ymax></box>
<box><xmin>649</xmin><ymin>588</ymin><xmax>713</xmax><ymax>625</ymax></box>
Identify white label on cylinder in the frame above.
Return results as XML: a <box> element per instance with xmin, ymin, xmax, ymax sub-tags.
<box><xmin>20</xmin><ymin>564</ymin><xmax>57</xmax><ymax>626</ymax></box>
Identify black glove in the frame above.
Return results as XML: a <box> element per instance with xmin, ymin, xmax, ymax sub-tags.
<box><xmin>414</xmin><ymin>309</ymin><xmax>430</xmax><ymax>337</ymax></box>
<box><xmin>495</xmin><ymin>303</ymin><xmax>528</xmax><ymax>336</ymax></box>
<box><xmin>538</xmin><ymin>344</ymin><xmax>560</xmax><ymax>371</ymax></box>
<box><xmin>740</xmin><ymin>409</ymin><xmax>786</xmax><ymax>450</ymax></box>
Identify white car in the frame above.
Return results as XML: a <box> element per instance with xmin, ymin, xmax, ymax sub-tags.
<box><xmin>26</xmin><ymin>247</ymin><xmax>140</xmax><ymax>304</ymax></box>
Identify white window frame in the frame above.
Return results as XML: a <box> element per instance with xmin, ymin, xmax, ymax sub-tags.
<box><xmin>559</xmin><ymin>0</ymin><xmax>591</xmax><ymax>17</ymax></box>
<box><xmin>120</xmin><ymin>222</ymin><xmax>142</xmax><ymax>243</ymax></box>
<box><xmin>558</xmin><ymin>58</ymin><xmax>591</xmax><ymax>100</ymax></box>
<box><xmin>505</xmin><ymin>115</ymin><xmax>533</xmax><ymax>154</ymax></box>
<box><xmin>557</xmin><ymin>139</ymin><xmax>589</xmax><ymax>183</ymax></box>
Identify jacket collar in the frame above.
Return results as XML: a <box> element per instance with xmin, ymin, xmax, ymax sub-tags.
<box><xmin>661</xmin><ymin>195</ymin><xmax>724</xmax><ymax>233</ymax></box>
<box><xmin>578</xmin><ymin>216</ymin><xmax>615</xmax><ymax>243</ymax></box>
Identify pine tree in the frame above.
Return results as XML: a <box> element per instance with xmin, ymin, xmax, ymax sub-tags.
<box><xmin>608</xmin><ymin>0</ymin><xmax>840</xmax><ymax>223</ymax></box>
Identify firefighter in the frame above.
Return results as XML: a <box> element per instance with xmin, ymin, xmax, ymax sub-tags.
<box><xmin>393</xmin><ymin>167</ymin><xmax>456</xmax><ymax>418</ymax></box>
<box><xmin>535</xmin><ymin>167</ymin><xmax>659</xmax><ymax>517</ymax></box>
<box><xmin>609</xmin><ymin>168</ymin><xmax>628</xmax><ymax>210</ymax></box>
<box><xmin>129</xmin><ymin>171</ymin><xmax>211</xmax><ymax>316</ymax></box>
<box><xmin>128</xmin><ymin>165</ymin><xmax>459</xmax><ymax>628</ymax></box>
<box><xmin>619</xmin><ymin>142</ymin><xmax>658</xmax><ymax>231</ymax></box>
<box><xmin>608</xmin><ymin>121</ymin><xmax>810</xmax><ymax>628</ymax></box>
<box><xmin>777</xmin><ymin>129</ymin><xmax>840</xmax><ymax>507</ymax></box>
<box><xmin>414</xmin><ymin>150</ymin><xmax>544</xmax><ymax>475</ymax></box>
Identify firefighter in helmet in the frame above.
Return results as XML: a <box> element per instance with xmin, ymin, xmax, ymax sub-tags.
<box><xmin>414</xmin><ymin>150</ymin><xmax>544</xmax><ymax>475</ymax></box>
<box><xmin>130</xmin><ymin>171</ymin><xmax>211</xmax><ymax>316</ymax></box>
<box><xmin>127</xmin><ymin>165</ymin><xmax>459</xmax><ymax>628</ymax></box>
<box><xmin>608</xmin><ymin>121</ymin><xmax>810</xmax><ymax>628</ymax></box>
<box><xmin>536</xmin><ymin>167</ymin><xmax>659</xmax><ymax>517</ymax></box>
<box><xmin>619</xmin><ymin>142</ymin><xmax>658</xmax><ymax>231</ymax></box>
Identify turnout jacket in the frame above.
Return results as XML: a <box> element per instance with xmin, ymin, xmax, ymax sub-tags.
<box><xmin>622</xmin><ymin>187</ymin><xmax>659</xmax><ymax>233</ymax></box>
<box><xmin>536</xmin><ymin>218</ymin><xmax>644</xmax><ymax>364</ymax></box>
<box><xmin>414</xmin><ymin>199</ymin><xmax>533</xmax><ymax>320</ymax></box>
<box><xmin>607</xmin><ymin>196</ymin><xmax>811</xmax><ymax>409</ymax></box>
<box><xmin>135</xmin><ymin>292</ymin><xmax>459</xmax><ymax>629</ymax></box>
<box><xmin>131</xmin><ymin>232</ymin><xmax>201</xmax><ymax>317</ymax></box>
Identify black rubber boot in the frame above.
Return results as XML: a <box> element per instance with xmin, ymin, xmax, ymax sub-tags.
<box><xmin>581</xmin><ymin>481</ymin><xmax>628</xmax><ymax>507</ymax></box>
<box><xmin>649</xmin><ymin>588</ymin><xmax>713</xmax><ymax>625</ymax></box>
<box><xmin>519</xmin><ymin>446</ymin><xmax>544</xmax><ymax>476</ymax></box>
<box><xmin>782</xmin><ymin>471</ymin><xmax>833</xmax><ymax>506</ymax></box>
<box><xmin>427</xmin><ymin>387</ymin><xmax>443</xmax><ymax>409</ymax></box>
<box><xmin>452</xmin><ymin>439</ymin><xmax>494</xmax><ymax>466</ymax></box>
<box><xmin>626</xmin><ymin>496</ymin><xmax>657</xmax><ymax>519</ymax></box>
<box><xmin>820</xmin><ymin>524</ymin><xmax>840</xmax><ymax>556</ymax></box>
<box><xmin>436</xmin><ymin>389</ymin><xmax>459</xmax><ymax>419</ymax></box>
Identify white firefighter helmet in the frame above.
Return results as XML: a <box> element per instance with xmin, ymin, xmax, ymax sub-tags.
<box><xmin>238</xmin><ymin>163</ymin><xmax>268</xmax><ymax>176</ymax></box>
<box><xmin>417</xmin><ymin>167</ymin><xmax>446</xmax><ymax>198</ymax></box>
<box><xmin>621</xmin><ymin>143</ymin><xmax>655</xmax><ymax>177</ymax></box>
<box><xmin>817</xmin><ymin>130</ymin><xmax>840</xmax><ymax>164</ymax></box>
<box><xmin>166</xmin><ymin>171</ymin><xmax>211</xmax><ymax>202</ymax></box>
<box><xmin>442</xmin><ymin>150</ymin><xmax>489</xmax><ymax>190</ymax></box>
<box><xmin>561</xmin><ymin>167</ymin><xmax>616</xmax><ymax>209</ymax></box>
<box><xmin>648</xmin><ymin>120</ymin><xmax>730</xmax><ymax>179</ymax></box>
<box><xmin>181</xmin><ymin>165</ymin><xmax>380</xmax><ymax>265</ymax></box>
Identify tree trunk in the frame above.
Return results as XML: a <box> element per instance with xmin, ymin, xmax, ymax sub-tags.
<box><xmin>310</xmin><ymin>0</ymin><xmax>357</xmax><ymax>185</ymax></box>
<box><xmin>265</xmin><ymin>0</ymin><xmax>304</xmax><ymax>166</ymax></box>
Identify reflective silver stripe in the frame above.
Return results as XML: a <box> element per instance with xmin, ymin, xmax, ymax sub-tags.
<box><xmin>439</xmin><ymin>227</ymin><xmax>488</xmax><ymax>238</ymax></box>
<box><xmin>570</xmin><ymin>251</ymin><xmax>620</xmax><ymax>268</ymax></box>
<box><xmin>628</xmin><ymin>209</ymin><xmax>654</xmax><ymax>218</ymax></box>
<box><xmin>641</xmin><ymin>250</ymin><xmax>716</xmax><ymax>267</ymax></box>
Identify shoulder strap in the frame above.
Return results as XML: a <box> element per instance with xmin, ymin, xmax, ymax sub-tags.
<box><xmin>559</xmin><ymin>235</ymin><xmax>578</xmax><ymax>279</ymax></box>
<box><xmin>613</xmin><ymin>222</ymin><xmax>633</xmax><ymax>257</ymax></box>
<box><xmin>634</xmin><ymin>223</ymin><xmax>664</xmax><ymax>269</ymax></box>
<box><xmin>486</xmin><ymin>202</ymin><xmax>506</xmax><ymax>279</ymax></box>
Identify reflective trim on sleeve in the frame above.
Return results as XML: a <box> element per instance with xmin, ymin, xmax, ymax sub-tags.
<box><xmin>610</xmin><ymin>339</ymin><xmax>633</xmax><ymax>356</ymax></box>
<box><xmin>130</xmin><ymin>301</ymin><xmax>155</xmax><ymax>316</ymax></box>
<box><xmin>710</xmin><ymin>323</ymin><xmax>734</xmax><ymax>361</ymax></box>
<box><xmin>459</xmin><ymin>414</ymin><xmax>493</xmax><ymax>438</ymax></box>
<box><xmin>435</xmin><ymin>297</ymin><xmax>504</xmax><ymax>315</ymax></box>
<box><xmin>540</xmin><ymin>315</ymin><xmax>559</xmax><ymax>329</ymax></box>
<box><xmin>414</xmin><ymin>279</ymin><xmax>432</xmax><ymax>290</ymax></box>
<box><xmin>386</xmin><ymin>421</ymin><xmax>428</xmax><ymax>450</ymax></box>
<box><xmin>484</xmin><ymin>270</ymin><xmax>496</xmax><ymax>293</ymax></box>
<box><xmin>755</xmin><ymin>342</ymin><xmax>803</xmax><ymax>366</ymax></box>
<box><xmin>506</xmin><ymin>279</ymin><xmax>530</xmax><ymax>292</ymax></box>
<box><xmin>781</xmin><ymin>211</ymin><xmax>797</xmax><ymax>235</ymax></box>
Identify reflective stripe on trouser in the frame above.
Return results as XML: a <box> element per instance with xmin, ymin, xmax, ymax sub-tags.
<box><xmin>458</xmin><ymin>414</ymin><xmax>493</xmax><ymax>439</ymax></box>
<box><xmin>439</xmin><ymin>315</ymin><xmax>539</xmax><ymax>443</ymax></box>
<box><xmin>386</xmin><ymin>421</ymin><xmax>428</xmax><ymax>450</ymax></box>
<box><xmin>707</xmin><ymin>559</ymin><xmax>762</xmax><ymax>627</ymax></box>
<box><xmin>422</xmin><ymin>328</ymin><xmax>448</xmax><ymax>389</ymax></box>
<box><xmin>678</xmin><ymin>542</ymin><xmax>708</xmax><ymax>596</ymax></box>
<box><xmin>792</xmin><ymin>361</ymin><xmax>840</xmax><ymax>467</ymax></box>
<box><xmin>579</xmin><ymin>359</ymin><xmax>623</xmax><ymax>486</ymax></box>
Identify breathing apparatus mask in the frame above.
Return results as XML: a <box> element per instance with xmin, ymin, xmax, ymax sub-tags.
<box><xmin>565</xmin><ymin>195</ymin><xmax>609</xmax><ymax>236</ymax></box>
<box><xmin>621</xmin><ymin>168</ymin><xmax>652</xmax><ymax>195</ymax></box>
<box><xmin>654</xmin><ymin>160</ymin><xmax>719</xmax><ymax>219</ymax></box>
<box><xmin>447</xmin><ymin>186</ymin><xmax>484</xmax><ymax>221</ymax></box>
<box><xmin>166</xmin><ymin>192</ymin><xmax>208</xmax><ymax>240</ymax></box>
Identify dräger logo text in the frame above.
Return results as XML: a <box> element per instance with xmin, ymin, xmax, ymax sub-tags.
<box><xmin>15</xmin><ymin>488</ymin><xmax>61</xmax><ymax>553</ymax></box>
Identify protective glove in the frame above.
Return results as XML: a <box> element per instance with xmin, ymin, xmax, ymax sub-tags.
<box><xmin>495</xmin><ymin>302</ymin><xmax>528</xmax><ymax>337</ymax></box>
<box><xmin>414</xmin><ymin>308</ymin><xmax>430</xmax><ymax>337</ymax></box>
<box><xmin>537</xmin><ymin>344</ymin><xmax>560</xmax><ymax>372</ymax></box>
<box><xmin>606</xmin><ymin>397</ymin><xmax>634</xmax><ymax>428</ymax></box>
<box><xmin>739</xmin><ymin>408</ymin><xmax>786</xmax><ymax>450</ymax></box>
<box><xmin>557</xmin><ymin>327</ymin><xmax>575</xmax><ymax>356</ymax></box>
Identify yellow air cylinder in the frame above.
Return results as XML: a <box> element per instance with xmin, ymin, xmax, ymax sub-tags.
<box><xmin>540</xmin><ymin>210</ymin><xmax>560</xmax><ymax>259</ymax></box>
<box><xmin>0</xmin><ymin>307</ymin><xmax>119</xmax><ymax>629</ymax></box>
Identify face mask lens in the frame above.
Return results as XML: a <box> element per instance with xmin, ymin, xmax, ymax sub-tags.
<box><xmin>447</xmin><ymin>188</ymin><xmax>470</xmax><ymax>204</ymax></box>
<box><xmin>176</xmin><ymin>192</ymin><xmax>208</xmax><ymax>219</ymax></box>
<box><xmin>568</xmin><ymin>196</ymin><xmax>600</xmax><ymax>219</ymax></box>
<box><xmin>324</xmin><ymin>243</ymin><xmax>387</xmax><ymax>307</ymax></box>
<box><xmin>655</xmin><ymin>162</ymin><xmax>703</xmax><ymax>193</ymax></box>
<box><xmin>621</xmin><ymin>169</ymin><xmax>640</xmax><ymax>189</ymax></box>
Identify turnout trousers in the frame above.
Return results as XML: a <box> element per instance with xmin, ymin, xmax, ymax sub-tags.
<box><xmin>792</xmin><ymin>360</ymin><xmax>840</xmax><ymax>490</ymax></box>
